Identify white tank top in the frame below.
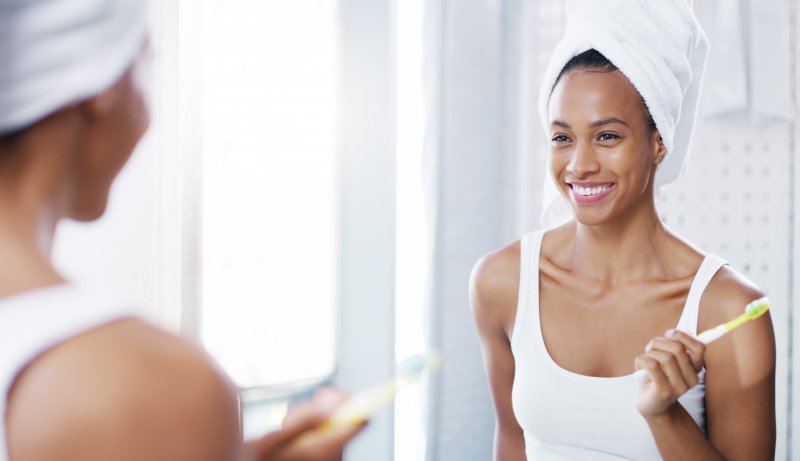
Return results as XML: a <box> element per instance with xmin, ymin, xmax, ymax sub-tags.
<box><xmin>0</xmin><ymin>284</ymin><xmax>134</xmax><ymax>461</ymax></box>
<box><xmin>510</xmin><ymin>230</ymin><xmax>726</xmax><ymax>461</ymax></box>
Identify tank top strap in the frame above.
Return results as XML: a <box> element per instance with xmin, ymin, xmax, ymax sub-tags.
<box><xmin>676</xmin><ymin>254</ymin><xmax>728</xmax><ymax>335</ymax></box>
<box><xmin>510</xmin><ymin>230</ymin><xmax>545</xmax><ymax>349</ymax></box>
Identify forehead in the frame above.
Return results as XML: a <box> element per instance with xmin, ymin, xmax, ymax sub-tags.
<box><xmin>548</xmin><ymin>69</ymin><xmax>645</xmax><ymax>127</ymax></box>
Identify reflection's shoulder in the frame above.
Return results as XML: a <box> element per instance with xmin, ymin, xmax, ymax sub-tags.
<box><xmin>470</xmin><ymin>239</ymin><xmax>521</xmax><ymax>330</ymax></box>
<box><xmin>471</xmin><ymin>239</ymin><xmax>521</xmax><ymax>296</ymax></box>
<box><xmin>701</xmin><ymin>264</ymin><xmax>765</xmax><ymax>326</ymax></box>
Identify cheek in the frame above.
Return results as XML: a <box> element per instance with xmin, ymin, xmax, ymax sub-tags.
<box><xmin>548</xmin><ymin>149</ymin><xmax>569</xmax><ymax>178</ymax></box>
<box><xmin>612</xmin><ymin>148</ymin><xmax>655</xmax><ymax>191</ymax></box>
<box><xmin>128</xmin><ymin>78</ymin><xmax>151</xmax><ymax>142</ymax></box>
<box><xmin>548</xmin><ymin>152</ymin><xmax>568</xmax><ymax>191</ymax></box>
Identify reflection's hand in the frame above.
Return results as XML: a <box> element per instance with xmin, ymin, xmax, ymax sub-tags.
<box><xmin>245</xmin><ymin>387</ymin><xmax>366</xmax><ymax>461</ymax></box>
<box><xmin>634</xmin><ymin>330</ymin><xmax>705</xmax><ymax>417</ymax></box>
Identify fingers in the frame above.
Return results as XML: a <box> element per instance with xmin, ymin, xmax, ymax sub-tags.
<box><xmin>254</xmin><ymin>405</ymin><xmax>326</xmax><ymax>453</ymax></box>
<box><xmin>253</xmin><ymin>387</ymin><xmax>351</xmax><ymax>454</ymax></box>
<box><xmin>278</xmin><ymin>417</ymin><xmax>366</xmax><ymax>461</ymax></box>
<box><xmin>634</xmin><ymin>355</ymin><xmax>669</xmax><ymax>389</ymax></box>
<box><xmin>252</xmin><ymin>387</ymin><xmax>367</xmax><ymax>461</ymax></box>
<box><xmin>282</xmin><ymin>388</ymin><xmax>347</xmax><ymax>429</ymax></box>
<box><xmin>644</xmin><ymin>335</ymin><xmax>699</xmax><ymax>390</ymax></box>
<box><xmin>664</xmin><ymin>329</ymin><xmax>706</xmax><ymax>372</ymax></box>
<box><xmin>634</xmin><ymin>329</ymin><xmax>708</xmax><ymax>417</ymax></box>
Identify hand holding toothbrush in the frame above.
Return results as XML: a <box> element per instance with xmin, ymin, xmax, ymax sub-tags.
<box><xmin>633</xmin><ymin>297</ymin><xmax>770</xmax><ymax>417</ymax></box>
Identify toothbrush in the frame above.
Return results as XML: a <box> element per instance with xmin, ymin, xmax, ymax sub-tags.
<box><xmin>322</xmin><ymin>351</ymin><xmax>442</xmax><ymax>429</ymax></box>
<box><xmin>634</xmin><ymin>297</ymin><xmax>770</xmax><ymax>380</ymax></box>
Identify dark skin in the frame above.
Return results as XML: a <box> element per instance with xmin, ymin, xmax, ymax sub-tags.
<box><xmin>471</xmin><ymin>68</ymin><xmax>775</xmax><ymax>460</ymax></box>
<box><xmin>2</xmin><ymin>45</ymin><xmax>364</xmax><ymax>461</ymax></box>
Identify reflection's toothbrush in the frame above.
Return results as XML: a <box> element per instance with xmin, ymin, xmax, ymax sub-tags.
<box><xmin>323</xmin><ymin>351</ymin><xmax>442</xmax><ymax>428</ymax></box>
<box><xmin>634</xmin><ymin>297</ymin><xmax>770</xmax><ymax>380</ymax></box>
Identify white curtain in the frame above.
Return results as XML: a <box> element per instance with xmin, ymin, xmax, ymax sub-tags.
<box><xmin>421</xmin><ymin>0</ymin><xmax>543</xmax><ymax>458</ymax></box>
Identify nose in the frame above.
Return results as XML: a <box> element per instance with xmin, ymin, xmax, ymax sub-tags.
<box><xmin>566</xmin><ymin>141</ymin><xmax>600</xmax><ymax>178</ymax></box>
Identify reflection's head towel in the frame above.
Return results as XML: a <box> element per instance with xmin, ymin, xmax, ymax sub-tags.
<box><xmin>539</xmin><ymin>0</ymin><xmax>709</xmax><ymax>228</ymax></box>
<box><xmin>0</xmin><ymin>0</ymin><xmax>148</xmax><ymax>135</ymax></box>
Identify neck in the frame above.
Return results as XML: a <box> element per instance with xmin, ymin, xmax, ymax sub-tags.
<box><xmin>0</xmin><ymin>201</ymin><xmax>64</xmax><ymax>297</ymax></box>
<box><xmin>570</xmin><ymin>196</ymin><xmax>671</xmax><ymax>283</ymax></box>
<box><xmin>0</xmin><ymin>113</ymin><xmax>82</xmax><ymax>297</ymax></box>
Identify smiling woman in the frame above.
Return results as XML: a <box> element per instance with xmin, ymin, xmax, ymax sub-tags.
<box><xmin>548</xmin><ymin>60</ymin><xmax>664</xmax><ymax>225</ymax></box>
<box><xmin>470</xmin><ymin>1</ymin><xmax>776</xmax><ymax>460</ymax></box>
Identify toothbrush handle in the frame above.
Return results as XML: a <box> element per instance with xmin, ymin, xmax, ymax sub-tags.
<box><xmin>324</xmin><ymin>382</ymin><xmax>397</xmax><ymax>428</ymax></box>
<box><xmin>696</xmin><ymin>324</ymin><xmax>728</xmax><ymax>344</ymax></box>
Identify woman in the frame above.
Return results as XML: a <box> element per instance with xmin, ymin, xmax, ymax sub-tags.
<box><xmin>471</xmin><ymin>1</ymin><xmax>775</xmax><ymax>460</ymax></box>
<box><xmin>0</xmin><ymin>1</ymin><xmax>362</xmax><ymax>460</ymax></box>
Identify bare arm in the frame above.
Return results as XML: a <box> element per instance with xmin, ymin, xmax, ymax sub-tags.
<box><xmin>470</xmin><ymin>245</ymin><xmax>526</xmax><ymax>461</ymax></box>
<box><xmin>7</xmin><ymin>319</ymin><xmax>363</xmax><ymax>461</ymax></box>
<box><xmin>635</xmin><ymin>268</ymin><xmax>775</xmax><ymax>460</ymax></box>
<box><xmin>7</xmin><ymin>319</ymin><xmax>242</xmax><ymax>461</ymax></box>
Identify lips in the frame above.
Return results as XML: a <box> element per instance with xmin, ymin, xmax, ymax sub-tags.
<box><xmin>567</xmin><ymin>182</ymin><xmax>615</xmax><ymax>203</ymax></box>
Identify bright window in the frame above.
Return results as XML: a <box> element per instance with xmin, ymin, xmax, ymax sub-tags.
<box><xmin>395</xmin><ymin>0</ymin><xmax>429</xmax><ymax>459</ymax></box>
<box><xmin>198</xmin><ymin>0</ymin><xmax>338</xmax><ymax>389</ymax></box>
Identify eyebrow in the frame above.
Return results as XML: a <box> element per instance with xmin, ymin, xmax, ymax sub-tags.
<box><xmin>550</xmin><ymin>117</ymin><xmax>630</xmax><ymax>129</ymax></box>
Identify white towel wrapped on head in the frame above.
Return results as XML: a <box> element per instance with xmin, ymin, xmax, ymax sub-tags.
<box><xmin>539</xmin><ymin>0</ymin><xmax>709</xmax><ymax>229</ymax></box>
<box><xmin>0</xmin><ymin>0</ymin><xmax>148</xmax><ymax>136</ymax></box>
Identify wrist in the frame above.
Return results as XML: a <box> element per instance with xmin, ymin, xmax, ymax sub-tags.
<box><xmin>642</xmin><ymin>402</ymin><xmax>682</xmax><ymax>426</ymax></box>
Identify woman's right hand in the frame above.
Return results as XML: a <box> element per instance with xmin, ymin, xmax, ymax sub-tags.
<box><xmin>244</xmin><ymin>387</ymin><xmax>366</xmax><ymax>461</ymax></box>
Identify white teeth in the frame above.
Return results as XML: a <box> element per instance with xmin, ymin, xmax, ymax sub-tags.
<box><xmin>573</xmin><ymin>184</ymin><xmax>610</xmax><ymax>196</ymax></box>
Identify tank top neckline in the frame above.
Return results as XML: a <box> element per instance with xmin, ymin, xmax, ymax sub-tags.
<box><xmin>513</xmin><ymin>229</ymin><xmax>727</xmax><ymax>382</ymax></box>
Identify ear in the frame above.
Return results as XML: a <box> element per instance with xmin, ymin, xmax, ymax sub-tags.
<box><xmin>652</xmin><ymin>131</ymin><xmax>667</xmax><ymax>165</ymax></box>
<box><xmin>81</xmin><ymin>84</ymin><xmax>119</xmax><ymax>120</ymax></box>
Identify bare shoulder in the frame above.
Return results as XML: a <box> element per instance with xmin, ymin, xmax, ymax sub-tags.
<box><xmin>470</xmin><ymin>239</ymin><xmax>521</xmax><ymax>338</ymax></box>
<box><xmin>7</xmin><ymin>318</ymin><xmax>241</xmax><ymax>461</ymax></box>
<box><xmin>700</xmin><ymin>264</ymin><xmax>776</xmax><ymax>457</ymax></box>
<box><xmin>700</xmin><ymin>264</ymin><xmax>767</xmax><ymax>328</ymax></box>
<box><xmin>700</xmin><ymin>264</ymin><xmax>775</xmax><ymax>382</ymax></box>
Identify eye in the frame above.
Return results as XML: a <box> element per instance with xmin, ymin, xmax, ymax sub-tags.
<box><xmin>597</xmin><ymin>132</ymin><xmax>620</xmax><ymax>142</ymax></box>
<box><xmin>551</xmin><ymin>134</ymin><xmax>571</xmax><ymax>143</ymax></box>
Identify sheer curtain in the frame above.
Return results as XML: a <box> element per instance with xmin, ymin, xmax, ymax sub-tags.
<box><xmin>421</xmin><ymin>0</ymin><xmax>544</xmax><ymax>458</ymax></box>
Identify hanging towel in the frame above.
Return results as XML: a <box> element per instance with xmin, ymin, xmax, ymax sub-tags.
<box><xmin>697</xmin><ymin>0</ymin><xmax>748</xmax><ymax>116</ymax></box>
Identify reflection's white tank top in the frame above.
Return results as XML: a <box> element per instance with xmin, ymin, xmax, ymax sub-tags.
<box><xmin>0</xmin><ymin>284</ymin><xmax>133</xmax><ymax>461</ymax></box>
<box><xmin>511</xmin><ymin>230</ymin><xmax>725</xmax><ymax>460</ymax></box>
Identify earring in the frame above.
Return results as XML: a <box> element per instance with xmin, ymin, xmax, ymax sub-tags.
<box><xmin>658</xmin><ymin>155</ymin><xmax>664</xmax><ymax>163</ymax></box>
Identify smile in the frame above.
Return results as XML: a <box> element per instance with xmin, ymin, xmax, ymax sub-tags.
<box><xmin>568</xmin><ymin>182</ymin><xmax>615</xmax><ymax>203</ymax></box>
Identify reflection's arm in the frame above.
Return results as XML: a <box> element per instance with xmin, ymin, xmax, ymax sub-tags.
<box><xmin>703</xmin><ymin>269</ymin><xmax>776</xmax><ymax>461</ymax></box>
<box><xmin>471</xmin><ymin>243</ymin><xmax>527</xmax><ymax>461</ymax></box>
<box><xmin>643</xmin><ymin>268</ymin><xmax>776</xmax><ymax>461</ymax></box>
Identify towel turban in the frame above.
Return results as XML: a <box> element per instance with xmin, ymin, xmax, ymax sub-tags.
<box><xmin>0</xmin><ymin>0</ymin><xmax>148</xmax><ymax>136</ymax></box>
<box><xmin>539</xmin><ymin>0</ymin><xmax>709</xmax><ymax>228</ymax></box>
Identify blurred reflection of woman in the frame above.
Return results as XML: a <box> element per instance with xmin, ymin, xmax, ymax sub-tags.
<box><xmin>0</xmin><ymin>1</ymin><xmax>362</xmax><ymax>460</ymax></box>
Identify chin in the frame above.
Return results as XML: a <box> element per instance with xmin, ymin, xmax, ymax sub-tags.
<box><xmin>571</xmin><ymin>208</ymin><xmax>613</xmax><ymax>227</ymax></box>
<box><xmin>574</xmin><ymin>216</ymin><xmax>607</xmax><ymax>227</ymax></box>
<box><xmin>69</xmin><ymin>199</ymin><xmax>109</xmax><ymax>222</ymax></box>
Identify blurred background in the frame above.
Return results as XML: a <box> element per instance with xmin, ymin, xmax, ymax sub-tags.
<box><xmin>51</xmin><ymin>0</ymin><xmax>798</xmax><ymax>460</ymax></box>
